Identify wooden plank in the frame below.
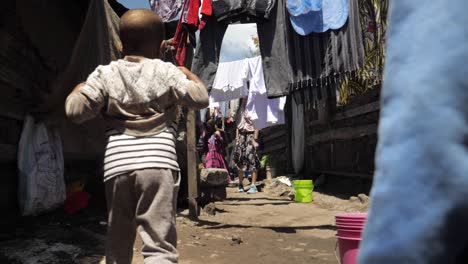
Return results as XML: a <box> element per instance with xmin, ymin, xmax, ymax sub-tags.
<box><xmin>0</xmin><ymin>100</ymin><xmax>25</xmax><ymax>121</ymax></box>
<box><xmin>307</xmin><ymin>124</ymin><xmax>378</xmax><ymax>145</ymax></box>
<box><xmin>263</xmin><ymin>129</ymin><xmax>286</xmax><ymax>142</ymax></box>
<box><xmin>0</xmin><ymin>112</ymin><xmax>24</xmax><ymax>121</ymax></box>
<box><xmin>333</xmin><ymin>101</ymin><xmax>380</xmax><ymax>121</ymax></box>
<box><xmin>307</xmin><ymin>101</ymin><xmax>380</xmax><ymax>129</ymax></box>
<box><xmin>186</xmin><ymin>109</ymin><xmax>199</xmax><ymax>218</ymax></box>
<box><xmin>310</xmin><ymin>169</ymin><xmax>373</xmax><ymax>179</ymax></box>
<box><xmin>263</xmin><ymin>142</ymin><xmax>286</xmax><ymax>153</ymax></box>
<box><xmin>0</xmin><ymin>143</ymin><xmax>17</xmax><ymax>162</ymax></box>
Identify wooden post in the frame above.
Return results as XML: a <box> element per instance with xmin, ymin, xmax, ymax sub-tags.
<box><xmin>186</xmin><ymin>109</ymin><xmax>199</xmax><ymax>218</ymax></box>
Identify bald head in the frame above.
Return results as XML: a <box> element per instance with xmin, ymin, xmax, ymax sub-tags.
<box><xmin>119</xmin><ymin>9</ymin><xmax>165</xmax><ymax>58</ymax></box>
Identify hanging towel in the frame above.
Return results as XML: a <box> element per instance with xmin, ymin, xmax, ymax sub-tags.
<box><xmin>245</xmin><ymin>56</ymin><xmax>286</xmax><ymax>130</ymax></box>
<box><xmin>210</xmin><ymin>59</ymin><xmax>250</xmax><ymax>102</ymax></box>
<box><xmin>288</xmin><ymin>0</ymin><xmax>349</xmax><ymax>35</ymax></box>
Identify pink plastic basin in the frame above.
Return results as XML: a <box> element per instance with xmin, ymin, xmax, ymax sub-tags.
<box><xmin>335</xmin><ymin>213</ymin><xmax>367</xmax><ymax>219</ymax></box>
<box><xmin>337</xmin><ymin>236</ymin><xmax>361</xmax><ymax>264</ymax></box>
<box><xmin>335</xmin><ymin>213</ymin><xmax>367</xmax><ymax>264</ymax></box>
<box><xmin>337</xmin><ymin>228</ymin><xmax>363</xmax><ymax>238</ymax></box>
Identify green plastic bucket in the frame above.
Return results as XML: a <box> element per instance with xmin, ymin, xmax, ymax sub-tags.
<box><xmin>293</xmin><ymin>180</ymin><xmax>313</xmax><ymax>203</ymax></box>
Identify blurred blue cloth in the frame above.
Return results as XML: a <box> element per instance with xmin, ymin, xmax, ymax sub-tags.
<box><xmin>287</xmin><ymin>0</ymin><xmax>322</xmax><ymax>16</ymax></box>
<box><xmin>288</xmin><ymin>0</ymin><xmax>348</xmax><ymax>35</ymax></box>
<box><xmin>359</xmin><ymin>0</ymin><xmax>468</xmax><ymax>263</ymax></box>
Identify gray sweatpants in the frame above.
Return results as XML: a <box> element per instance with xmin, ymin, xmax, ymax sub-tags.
<box><xmin>105</xmin><ymin>169</ymin><xmax>180</xmax><ymax>264</ymax></box>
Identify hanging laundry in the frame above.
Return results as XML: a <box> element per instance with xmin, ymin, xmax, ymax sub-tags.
<box><xmin>198</xmin><ymin>0</ymin><xmax>213</xmax><ymax>30</ymax></box>
<box><xmin>200</xmin><ymin>108</ymin><xmax>209</xmax><ymax>122</ymax></box>
<box><xmin>287</xmin><ymin>0</ymin><xmax>349</xmax><ymax>35</ymax></box>
<box><xmin>247</xmin><ymin>93</ymin><xmax>286</xmax><ymax>130</ymax></box>
<box><xmin>336</xmin><ymin>0</ymin><xmax>388</xmax><ymax>105</ymax></box>
<box><xmin>149</xmin><ymin>0</ymin><xmax>184</xmax><ymax>22</ymax></box>
<box><xmin>173</xmin><ymin>0</ymin><xmax>212</xmax><ymax>66</ymax></box>
<box><xmin>219</xmin><ymin>101</ymin><xmax>229</xmax><ymax>118</ymax></box>
<box><xmin>172</xmin><ymin>0</ymin><xmax>191</xmax><ymax>66</ymax></box>
<box><xmin>212</xmin><ymin>0</ymin><xmax>276</xmax><ymax>22</ymax></box>
<box><xmin>191</xmin><ymin>16</ymin><xmax>228</xmax><ymax>91</ymax></box>
<box><xmin>257</xmin><ymin>0</ymin><xmax>364</xmax><ymax>99</ymax></box>
<box><xmin>208</xmin><ymin>96</ymin><xmax>220</xmax><ymax>108</ymax></box>
<box><xmin>228</xmin><ymin>99</ymin><xmax>240</xmax><ymax>123</ymax></box>
<box><xmin>191</xmin><ymin>0</ymin><xmax>276</xmax><ymax>90</ymax></box>
<box><xmin>245</xmin><ymin>56</ymin><xmax>286</xmax><ymax>130</ymax></box>
<box><xmin>210</xmin><ymin>58</ymin><xmax>250</xmax><ymax>102</ymax></box>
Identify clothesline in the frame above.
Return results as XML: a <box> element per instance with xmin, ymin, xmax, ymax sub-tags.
<box><xmin>203</xmin><ymin>56</ymin><xmax>287</xmax><ymax>131</ymax></box>
<box><xmin>149</xmin><ymin>0</ymin><xmax>385</xmax><ymax>108</ymax></box>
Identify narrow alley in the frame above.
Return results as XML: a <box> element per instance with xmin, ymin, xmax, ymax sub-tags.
<box><xmin>0</xmin><ymin>186</ymin><xmax>368</xmax><ymax>264</ymax></box>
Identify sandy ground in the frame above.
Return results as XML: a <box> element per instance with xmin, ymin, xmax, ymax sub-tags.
<box><xmin>0</xmin><ymin>187</ymin><xmax>368</xmax><ymax>264</ymax></box>
<box><xmin>176</xmin><ymin>188</ymin><xmax>342</xmax><ymax>264</ymax></box>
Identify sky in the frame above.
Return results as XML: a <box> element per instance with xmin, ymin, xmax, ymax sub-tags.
<box><xmin>118</xmin><ymin>0</ymin><xmax>149</xmax><ymax>9</ymax></box>
<box><xmin>116</xmin><ymin>0</ymin><xmax>257</xmax><ymax>63</ymax></box>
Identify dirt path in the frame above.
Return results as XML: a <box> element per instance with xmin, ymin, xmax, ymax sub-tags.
<box><xmin>1</xmin><ymin>187</ymin><xmax>367</xmax><ymax>263</ymax></box>
<box><xmin>135</xmin><ymin>188</ymin><xmax>343</xmax><ymax>264</ymax></box>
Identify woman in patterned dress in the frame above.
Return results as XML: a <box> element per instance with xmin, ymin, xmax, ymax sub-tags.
<box><xmin>233</xmin><ymin>99</ymin><xmax>260</xmax><ymax>193</ymax></box>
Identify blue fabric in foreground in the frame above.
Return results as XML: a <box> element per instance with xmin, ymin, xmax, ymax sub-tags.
<box><xmin>358</xmin><ymin>0</ymin><xmax>468</xmax><ymax>263</ymax></box>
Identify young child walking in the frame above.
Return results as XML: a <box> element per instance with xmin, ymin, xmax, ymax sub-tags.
<box><xmin>65</xmin><ymin>9</ymin><xmax>208</xmax><ymax>264</ymax></box>
<box><xmin>200</xmin><ymin>118</ymin><xmax>229</xmax><ymax>171</ymax></box>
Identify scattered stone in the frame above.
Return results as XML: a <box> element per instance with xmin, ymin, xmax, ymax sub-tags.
<box><xmin>212</xmin><ymin>186</ymin><xmax>227</xmax><ymax>201</ymax></box>
<box><xmin>263</xmin><ymin>177</ymin><xmax>296</xmax><ymax>198</ymax></box>
<box><xmin>192</xmin><ymin>241</ymin><xmax>206</xmax><ymax>247</ymax></box>
<box><xmin>202</xmin><ymin>203</ymin><xmax>217</xmax><ymax>216</ymax></box>
<box><xmin>230</xmin><ymin>236</ymin><xmax>243</xmax><ymax>246</ymax></box>
<box><xmin>191</xmin><ymin>235</ymin><xmax>201</xmax><ymax>240</ymax></box>
<box><xmin>349</xmin><ymin>196</ymin><xmax>359</xmax><ymax>203</ymax></box>
<box><xmin>200</xmin><ymin>169</ymin><xmax>229</xmax><ymax>187</ymax></box>
<box><xmin>1</xmin><ymin>239</ymin><xmax>81</xmax><ymax>263</ymax></box>
<box><xmin>313</xmin><ymin>192</ymin><xmax>368</xmax><ymax>212</ymax></box>
<box><xmin>358</xmin><ymin>194</ymin><xmax>369</xmax><ymax>204</ymax></box>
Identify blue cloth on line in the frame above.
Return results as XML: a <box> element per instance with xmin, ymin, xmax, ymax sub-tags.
<box><xmin>288</xmin><ymin>0</ymin><xmax>348</xmax><ymax>35</ymax></box>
